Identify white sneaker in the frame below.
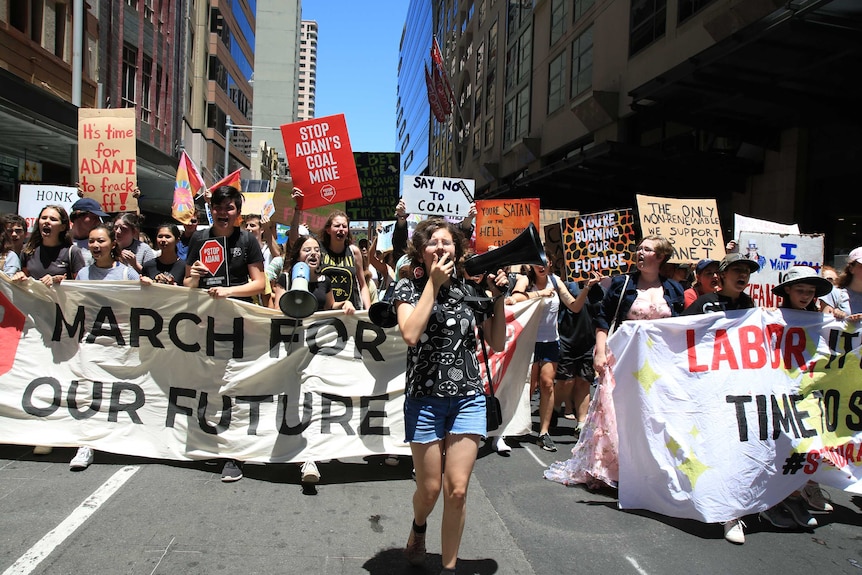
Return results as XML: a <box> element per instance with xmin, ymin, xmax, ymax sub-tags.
<box><xmin>300</xmin><ymin>460</ymin><xmax>320</xmax><ymax>483</ymax></box>
<box><xmin>69</xmin><ymin>447</ymin><xmax>94</xmax><ymax>470</ymax></box>
<box><xmin>33</xmin><ymin>446</ymin><xmax>53</xmax><ymax>455</ymax></box>
<box><xmin>723</xmin><ymin>518</ymin><xmax>745</xmax><ymax>544</ymax></box>
<box><xmin>494</xmin><ymin>436</ymin><xmax>511</xmax><ymax>453</ymax></box>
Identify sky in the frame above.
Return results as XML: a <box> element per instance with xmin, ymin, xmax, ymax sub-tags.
<box><xmin>301</xmin><ymin>1</ymin><xmax>409</xmax><ymax>154</ymax></box>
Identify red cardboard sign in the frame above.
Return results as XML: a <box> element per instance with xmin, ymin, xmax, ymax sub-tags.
<box><xmin>280</xmin><ymin>114</ymin><xmax>362</xmax><ymax>210</ymax></box>
<box><xmin>200</xmin><ymin>238</ymin><xmax>226</xmax><ymax>276</ymax></box>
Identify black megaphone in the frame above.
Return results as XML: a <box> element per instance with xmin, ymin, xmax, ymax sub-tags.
<box><xmin>278</xmin><ymin>262</ymin><xmax>319</xmax><ymax>319</ymax></box>
<box><xmin>464</xmin><ymin>222</ymin><xmax>547</xmax><ymax>277</ymax></box>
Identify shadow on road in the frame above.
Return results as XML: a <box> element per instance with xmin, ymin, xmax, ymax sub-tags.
<box><xmin>362</xmin><ymin>547</ymin><xmax>499</xmax><ymax>574</ymax></box>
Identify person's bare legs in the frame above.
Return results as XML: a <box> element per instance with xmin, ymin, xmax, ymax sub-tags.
<box><xmin>410</xmin><ymin>439</ymin><xmax>444</xmax><ymax>531</ymax></box>
<box><xmin>572</xmin><ymin>376</ymin><xmax>591</xmax><ymax>428</ymax></box>
<box><xmin>554</xmin><ymin>377</ymin><xmax>573</xmax><ymax>415</ymax></box>
<box><xmin>537</xmin><ymin>361</ymin><xmax>557</xmax><ymax>435</ymax></box>
<box><xmin>440</xmin><ymin>434</ymin><xmax>481</xmax><ymax>571</ymax></box>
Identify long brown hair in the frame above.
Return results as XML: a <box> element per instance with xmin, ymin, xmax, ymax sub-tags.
<box><xmin>320</xmin><ymin>211</ymin><xmax>354</xmax><ymax>252</ymax></box>
<box><xmin>22</xmin><ymin>205</ymin><xmax>72</xmax><ymax>258</ymax></box>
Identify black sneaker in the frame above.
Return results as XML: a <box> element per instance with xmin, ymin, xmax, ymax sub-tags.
<box><xmin>221</xmin><ymin>460</ymin><xmax>243</xmax><ymax>482</ymax></box>
<box><xmin>538</xmin><ymin>433</ymin><xmax>557</xmax><ymax>452</ymax></box>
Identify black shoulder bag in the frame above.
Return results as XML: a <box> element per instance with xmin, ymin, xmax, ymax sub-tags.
<box><xmin>477</xmin><ymin>326</ymin><xmax>503</xmax><ymax>432</ymax></box>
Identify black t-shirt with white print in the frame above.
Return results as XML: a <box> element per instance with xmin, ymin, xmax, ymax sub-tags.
<box><xmin>394</xmin><ymin>276</ymin><xmax>492</xmax><ymax>399</ymax></box>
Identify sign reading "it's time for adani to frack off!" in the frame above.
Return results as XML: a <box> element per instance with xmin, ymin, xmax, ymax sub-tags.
<box><xmin>281</xmin><ymin>114</ymin><xmax>362</xmax><ymax>210</ymax></box>
<box><xmin>77</xmin><ymin>108</ymin><xmax>138</xmax><ymax>213</ymax></box>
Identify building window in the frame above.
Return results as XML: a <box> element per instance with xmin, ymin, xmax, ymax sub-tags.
<box><xmin>126</xmin><ymin>0</ymin><xmax>138</xmax><ymax>8</ymax></box>
<box><xmin>484</xmin><ymin>117</ymin><xmax>494</xmax><ymax>148</ymax></box>
<box><xmin>144</xmin><ymin>0</ymin><xmax>154</xmax><ymax>20</ymax></box>
<box><xmin>503</xmin><ymin>87</ymin><xmax>529</xmax><ymax>147</ymax></box>
<box><xmin>573</xmin><ymin>0</ymin><xmax>596</xmax><ymax>23</ymax></box>
<box><xmin>679</xmin><ymin>0</ymin><xmax>715</xmax><ymax>23</ymax></box>
<box><xmin>154</xmin><ymin>65</ymin><xmax>163</xmax><ymax>127</ymax></box>
<box><xmin>505</xmin><ymin>27</ymin><xmax>532</xmax><ymax>91</ymax></box>
<box><xmin>53</xmin><ymin>3</ymin><xmax>68</xmax><ymax>59</ymax></box>
<box><xmin>630</xmin><ymin>0</ymin><xmax>666</xmax><ymax>56</ymax></box>
<box><xmin>550</xmin><ymin>0</ymin><xmax>566</xmax><ymax>45</ymax></box>
<box><xmin>141</xmin><ymin>56</ymin><xmax>152</xmax><ymax>123</ymax></box>
<box><xmin>548</xmin><ymin>51</ymin><xmax>566</xmax><ymax>113</ymax></box>
<box><xmin>571</xmin><ymin>26</ymin><xmax>593</xmax><ymax>98</ymax></box>
<box><xmin>122</xmin><ymin>44</ymin><xmax>137</xmax><ymax>108</ymax></box>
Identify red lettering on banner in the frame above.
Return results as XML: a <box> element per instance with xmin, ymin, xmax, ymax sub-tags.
<box><xmin>712</xmin><ymin>329</ymin><xmax>739</xmax><ymax>370</ymax></box>
<box><xmin>687</xmin><ymin>323</ymin><xmax>812</xmax><ymax>373</ymax></box>
<box><xmin>738</xmin><ymin>325</ymin><xmax>767</xmax><ymax>369</ymax></box>
<box><xmin>686</xmin><ymin>330</ymin><xmax>707</xmax><ymax>373</ymax></box>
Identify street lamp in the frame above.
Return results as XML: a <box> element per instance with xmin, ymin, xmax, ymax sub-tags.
<box><xmin>222</xmin><ymin>116</ymin><xmax>282</xmax><ymax>178</ymax></box>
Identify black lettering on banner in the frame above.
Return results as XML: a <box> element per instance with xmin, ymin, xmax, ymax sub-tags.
<box><xmin>68</xmin><ymin>380</ymin><xmax>104</xmax><ymax>420</ymax></box>
<box><xmin>166</xmin><ymin>387</ymin><xmax>196</xmax><ymax>427</ymax></box>
<box><xmin>756</xmin><ymin>394</ymin><xmax>768</xmax><ymax>441</ymax></box>
<box><xmin>86</xmin><ymin>306</ymin><xmax>125</xmax><ymax>345</ymax></box>
<box><xmin>197</xmin><ymin>391</ymin><xmax>231</xmax><ymax>434</ymax></box>
<box><xmin>789</xmin><ymin>393</ymin><xmax>816</xmax><ymax>438</ymax></box>
<box><xmin>236</xmin><ymin>395</ymin><xmax>274</xmax><ymax>436</ymax></box>
<box><xmin>53</xmin><ymin>304</ymin><xmax>86</xmax><ymax>342</ymax></box>
<box><xmin>307</xmin><ymin>318</ymin><xmax>347</xmax><ymax>356</ymax></box>
<box><xmin>207</xmin><ymin>316</ymin><xmax>244</xmax><ymax>359</ymax></box>
<box><xmin>360</xmin><ymin>394</ymin><xmax>390</xmax><ymax>436</ymax></box>
<box><xmin>108</xmin><ymin>382</ymin><xmax>144</xmax><ymax>423</ymax></box>
<box><xmin>276</xmin><ymin>392</ymin><xmax>313</xmax><ymax>434</ymax></box>
<box><xmin>726</xmin><ymin>395</ymin><xmax>752</xmax><ymax>441</ymax></box>
<box><xmin>321</xmin><ymin>393</ymin><xmax>354</xmax><ymax>435</ymax></box>
<box><xmin>823</xmin><ymin>389</ymin><xmax>840</xmax><ymax>432</ymax></box>
<box><xmin>168</xmin><ymin>312</ymin><xmax>201</xmax><ymax>352</ymax></box>
<box><xmin>22</xmin><ymin>377</ymin><xmax>62</xmax><ymax>417</ymax></box>
<box><xmin>846</xmin><ymin>390</ymin><xmax>862</xmax><ymax>432</ymax></box>
<box><xmin>130</xmin><ymin>308</ymin><xmax>165</xmax><ymax>348</ymax></box>
<box><xmin>771</xmin><ymin>394</ymin><xmax>799</xmax><ymax>439</ymax></box>
<box><xmin>269</xmin><ymin>317</ymin><xmax>304</xmax><ymax>358</ymax></box>
<box><xmin>354</xmin><ymin>320</ymin><xmax>386</xmax><ymax>361</ymax></box>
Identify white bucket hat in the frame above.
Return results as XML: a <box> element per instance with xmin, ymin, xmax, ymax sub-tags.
<box><xmin>771</xmin><ymin>266</ymin><xmax>833</xmax><ymax>298</ymax></box>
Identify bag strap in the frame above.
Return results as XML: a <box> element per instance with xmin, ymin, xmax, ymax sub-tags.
<box><xmin>476</xmin><ymin>326</ymin><xmax>497</xmax><ymax>399</ymax></box>
<box><xmin>609</xmin><ymin>274</ymin><xmax>630</xmax><ymax>334</ymax></box>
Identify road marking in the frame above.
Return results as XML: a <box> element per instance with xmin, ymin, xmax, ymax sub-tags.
<box><xmin>3</xmin><ymin>465</ymin><xmax>140</xmax><ymax>575</ymax></box>
<box><xmin>626</xmin><ymin>556</ymin><xmax>650</xmax><ymax>575</ymax></box>
<box><xmin>149</xmin><ymin>536</ymin><xmax>175</xmax><ymax>575</ymax></box>
<box><xmin>521</xmin><ymin>444</ymin><xmax>549</xmax><ymax>467</ymax></box>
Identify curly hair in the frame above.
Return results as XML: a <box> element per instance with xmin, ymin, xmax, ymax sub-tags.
<box><xmin>639</xmin><ymin>235</ymin><xmax>674</xmax><ymax>265</ymax></box>
<box><xmin>406</xmin><ymin>218</ymin><xmax>468</xmax><ymax>273</ymax></box>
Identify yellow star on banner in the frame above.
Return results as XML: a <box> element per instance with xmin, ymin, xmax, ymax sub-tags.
<box><xmin>646</xmin><ymin>338</ymin><xmax>656</xmax><ymax>350</ymax></box>
<box><xmin>634</xmin><ymin>360</ymin><xmax>661</xmax><ymax>393</ymax></box>
<box><xmin>690</xmin><ymin>425</ymin><xmax>700</xmax><ymax>439</ymax></box>
<box><xmin>666</xmin><ymin>437</ymin><xmax>682</xmax><ymax>455</ymax></box>
<box><xmin>678</xmin><ymin>453</ymin><xmax>709</xmax><ymax>489</ymax></box>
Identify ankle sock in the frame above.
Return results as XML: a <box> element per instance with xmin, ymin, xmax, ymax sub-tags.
<box><xmin>412</xmin><ymin>520</ymin><xmax>427</xmax><ymax>534</ymax></box>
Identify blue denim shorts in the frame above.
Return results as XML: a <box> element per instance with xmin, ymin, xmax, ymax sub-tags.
<box><xmin>533</xmin><ymin>340</ymin><xmax>561</xmax><ymax>363</ymax></box>
<box><xmin>403</xmin><ymin>394</ymin><xmax>487</xmax><ymax>444</ymax></box>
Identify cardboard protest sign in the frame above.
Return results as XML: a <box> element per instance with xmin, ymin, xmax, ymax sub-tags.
<box><xmin>345</xmin><ymin>152</ymin><xmax>400</xmax><ymax>221</ymax></box>
<box><xmin>270</xmin><ymin>180</ymin><xmax>345</xmax><ymax>231</ymax></box>
<box><xmin>737</xmin><ymin>231</ymin><xmax>824</xmax><ymax>306</ymax></box>
<box><xmin>636</xmin><ymin>194</ymin><xmax>724</xmax><ymax>263</ymax></box>
<box><xmin>198</xmin><ymin>236</ymin><xmax>228</xmax><ymax>288</ymax></box>
<box><xmin>241</xmin><ymin>191</ymin><xmax>274</xmax><ymax>219</ymax></box>
<box><xmin>539</xmin><ymin>208</ymin><xmax>579</xmax><ymax>231</ymax></box>
<box><xmin>540</xmin><ymin>209</ymin><xmax>579</xmax><ymax>275</ymax></box>
<box><xmin>280</xmin><ymin>114</ymin><xmax>361</xmax><ymax>210</ymax></box>
<box><xmin>17</xmin><ymin>185</ymin><xmax>79</xmax><ymax>232</ymax></box>
<box><xmin>77</xmin><ymin>108</ymin><xmax>138</xmax><ymax>213</ymax></box>
<box><xmin>734</xmin><ymin>214</ymin><xmax>799</xmax><ymax>239</ymax></box>
<box><xmin>561</xmin><ymin>209</ymin><xmax>636</xmax><ymax>281</ymax></box>
<box><xmin>402</xmin><ymin>175</ymin><xmax>473</xmax><ymax>219</ymax></box>
<box><xmin>475</xmin><ymin>199</ymin><xmax>540</xmax><ymax>253</ymax></box>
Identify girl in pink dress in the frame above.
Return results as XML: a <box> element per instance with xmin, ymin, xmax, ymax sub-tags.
<box><xmin>545</xmin><ymin>236</ymin><xmax>685</xmax><ymax>489</ymax></box>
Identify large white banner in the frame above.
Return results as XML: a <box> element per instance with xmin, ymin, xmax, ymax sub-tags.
<box><xmin>0</xmin><ymin>276</ymin><xmax>537</xmax><ymax>463</ymax></box>
<box><xmin>613</xmin><ymin>309</ymin><xmax>862</xmax><ymax>523</ymax></box>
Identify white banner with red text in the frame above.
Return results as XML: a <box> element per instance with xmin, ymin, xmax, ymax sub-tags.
<box><xmin>0</xmin><ymin>276</ymin><xmax>536</xmax><ymax>463</ymax></box>
<box><xmin>613</xmin><ymin>308</ymin><xmax>862</xmax><ymax>523</ymax></box>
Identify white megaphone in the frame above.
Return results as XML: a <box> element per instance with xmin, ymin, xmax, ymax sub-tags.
<box><xmin>278</xmin><ymin>262</ymin><xmax>319</xmax><ymax>318</ymax></box>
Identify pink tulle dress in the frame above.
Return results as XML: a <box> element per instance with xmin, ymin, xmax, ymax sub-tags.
<box><xmin>544</xmin><ymin>292</ymin><xmax>672</xmax><ymax>490</ymax></box>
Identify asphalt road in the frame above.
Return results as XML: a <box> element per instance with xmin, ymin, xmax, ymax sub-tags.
<box><xmin>2</xmin><ymin>401</ymin><xmax>862</xmax><ymax>575</ymax></box>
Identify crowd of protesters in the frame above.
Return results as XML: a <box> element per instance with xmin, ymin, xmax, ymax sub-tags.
<box><xmin>4</xmin><ymin>189</ymin><xmax>862</xmax><ymax>573</ymax></box>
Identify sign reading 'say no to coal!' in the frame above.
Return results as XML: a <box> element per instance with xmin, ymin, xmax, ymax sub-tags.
<box><xmin>402</xmin><ymin>175</ymin><xmax>474</xmax><ymax>219</ymax></box>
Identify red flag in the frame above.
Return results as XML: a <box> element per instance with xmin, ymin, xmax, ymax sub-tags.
<box><xmin>433</xmin><ymin>64</ymin><xmax>452</xmax><ymax>115</ymax></box>
<box><xmin>431</xmin><ymin>37</ymin><xmax>455</xmax><ymax>104</ymax></box>
<box><xmin>210</xmin><ymin>169</ymin><xmax>242</xmax><ymax>191</ymax></box>
<box><xmin>172</xmin><ymin>151</ymin><xmax>205</xmax><ymax>224</ymax></box>
<box><xmin>425</xmin><ymin>63</ymin><xmax>446</xmax><ymax>123</ymax></box>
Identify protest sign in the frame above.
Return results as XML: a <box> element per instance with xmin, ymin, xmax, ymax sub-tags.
<box><xmin>78</xmin><ymin>108</ymin><xmax>138</xmax><ymax>213</ymax></box>
<box><xmin>281</xmin><ymin>114</ymin><xmax>361</xmax><ymax>210</ymax></box>
<box><xmin>734</xmin><ymin>214</ymin><xmax>799</xmax><ymax>239</ymax></box>
<box><xmin>198</xmin><ymin>237</ymin><xmax>228</xmax><ymax>288</ymax></box>
<box><xmin>402</xmin><ymin>175</ymin><xmax>473</xmax><ymax>219</ymax></box>
<box><xmin>241</xmin><ymin>191</ymin><xmax>275</xmax><ymax>219</ymax></box>
<box><xmin>635</xmin><ymin>194</ymin><xmax>724</xmax><ymax>262</ymax></box>
<box><xmin>612</xmin><ymin>308</ymin><xmax>862</xmax><ymax>523</ymax></box>
<box><xmin>561</xmin><ymin>209</ymin><xmax>636</xmax><ymax>281</ymax></box>
<box><xmin>270</xmin><ymin>180</ymin><xmax>345</xmax><ymax>229</ymax></box>
<box><xmin>736</xmin><ymin>231</ymin><xmax>824</xmax><ymax>306</ymax></box>
<box><xmin>345</xmin><ymin>152</ymin><xmax>400</xmax><ymax>222</ymax></box>
<box><xmin>539</xmin><ymin>208</ymin><xmax>579</xmax><ymax>232</ymax></box>
<box><xmin>475</xmin><ymin>199</ymin><xmax>540</xmax><ymax>253</ymax></box>
<box><xmin>17</xmin><ymin>184</ymin><xmax>79</xmax><ymax>232</ymax></box>
<box><xmin>0</xmin><ymin>276</ymin><xmax>537</xmax><ymax>462</ymax></box>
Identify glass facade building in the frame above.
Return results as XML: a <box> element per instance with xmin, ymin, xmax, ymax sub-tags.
<box><xmin>396</xmin><ymin>0</ymin><xmax>432</xmax><ymax>177</ymax></box>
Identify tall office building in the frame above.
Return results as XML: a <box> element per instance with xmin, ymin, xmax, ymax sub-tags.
<box><xmin>250</xmin><ymin>0</ymin><xmax>300</xmax><ymax>171</ymax></box>
<box><xmin>425</xmin><ymin>0</ymin><xmax>862</xmax><ymax>259</ymax></box>
<box><xmin>183</xmin><ymin>0</ymin><xmax>255</xmax><ymax>184</ymax></box>
<box><xmin>396</xmin><ymin>0</ymin><xmax>432</xmax><ymax>177</ymax></box>
<box><xmin>297</xmin><ymin>20</ymin><xmax>318</xmax><ymax>122</ymax></box>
